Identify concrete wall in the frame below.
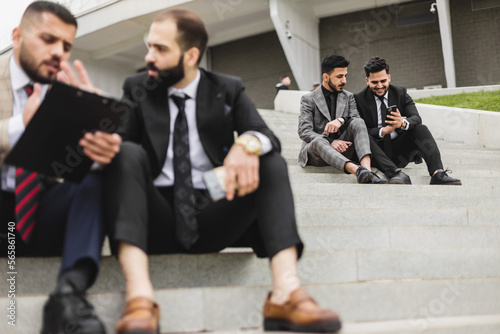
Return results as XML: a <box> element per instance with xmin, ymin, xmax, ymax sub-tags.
<box><xmin>319</xmin><ymin>1</ymin><xmax>447</xmax><ymax>94</ymax></box>
<box><xmin>210</xmin><ymin>31</ymin><xmax>298</xmax><ymax>109</ymax></box>
<box><xmin>71</xmin><ymin>49</ymin><xmax>135</xmax><ymax>98</ymax></box>
<box><xmin>451</xmin><ymin>0</ymin><xmax>500</xmax><ymax>87</ymax></box>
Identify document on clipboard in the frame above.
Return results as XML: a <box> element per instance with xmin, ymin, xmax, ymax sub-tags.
<box><xmin>5</xmin><ymin>82</ymin><xmax>128</xmax><ymax>183</ymax></box>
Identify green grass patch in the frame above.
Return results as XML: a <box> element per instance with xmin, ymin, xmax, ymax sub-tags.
<box><xmin>415</xmin><ymin>90</ymin><xmax>500</xmax><ymax>112</ymax></box>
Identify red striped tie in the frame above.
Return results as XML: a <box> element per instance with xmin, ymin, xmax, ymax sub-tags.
<box><xmin>15</xmin><ymin>83</ymin><xmax>41</xmax><ymax>242</ymax></box>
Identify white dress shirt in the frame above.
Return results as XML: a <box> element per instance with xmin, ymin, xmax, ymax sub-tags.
<box><xmin>375</xmin><ymin>92</ymin><xmax>408</xmax><ymax>140</ymax></box>
<box><xmin>1</xmin><ymin>57</ymin><xmax>48</xmax><ymax>192</ymax></box>
<box><xmin>154</xmin><ymin>69</ymin><xmax>272</xmax><ymax>189</ymax></box>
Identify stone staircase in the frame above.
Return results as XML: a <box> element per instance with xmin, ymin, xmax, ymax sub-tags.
<box><xmin>2</xmin><ymin>108</ymin><xmax>500</xmax><ymax>334</ymax></box>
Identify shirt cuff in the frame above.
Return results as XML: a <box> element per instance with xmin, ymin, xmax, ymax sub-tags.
<box><xmin>378</xmin><ymin>128</ymin><xmax>384</xmax><ymax>138</ymax></box>
<box><xmin>8</xmin><ymin>114</ymin><xmax>25</xmax><ymax>147</ymax></box>
<box><xmin>402</xmin><ymin>119</ymin><xmax>410</xmax><ymax>130</ymax></box>
<box><xmin>90</xmin><ymin>162</ymin><xmax>104</xmax><ymax>171</ymax></box>
<box><xmin>244</xmin><ymin>131</ymin><xmax>272</xmax><ymax>156</ymax></box>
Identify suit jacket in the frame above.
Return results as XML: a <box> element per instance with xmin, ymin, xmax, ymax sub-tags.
<box><xmin>354</xmin><ymin>85</ymin><xmax>422</xmax><ymax>140</ymax></box>
<box><xmin>0</xmin><ymin>53</ymin><xmax>14</xmax><ymax>168</ymax></box>
<box><xmin>297</xmin><ymin>87</ymin><xmax>360</xmax><ymax>167</ymax></box>
<box><xmin>120</xmin><ymin>69</ymin><xmax>280</xmax><ymax>178</ymax></box>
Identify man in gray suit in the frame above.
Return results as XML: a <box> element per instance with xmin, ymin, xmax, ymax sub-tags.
<box><xmin>298</xmin><ymin>55</ymin><xmax>386</xmax><ymax>184</ymax></box>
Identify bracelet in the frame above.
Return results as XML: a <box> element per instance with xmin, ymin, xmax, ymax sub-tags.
<box><xmin>337</xmin><ymin>117</ymin><xmax>345</xmax><ymax>126</ymax></box>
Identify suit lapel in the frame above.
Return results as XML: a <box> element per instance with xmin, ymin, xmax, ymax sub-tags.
<box><xmin>365</xmin><ymin>87</ymin><xmax>378</xmax><ymax>126</ymax></box>
<box><xmin>388</xmin><ymin>86</ymin><xmax>398</xmax><ymax>111</ymax></box>
<box><xmin>335</xmin><ymin>92</ymin><xmax>346</xmax><ymax>119</ymax></box>
<box><xmin>143</xmin><ymin>82</ymin><xmax>170</xmax><ymax>166</ymax></box>
<box><xmin>196</xmin><ymin>70</ymin><xmax>225</xmax><ymax>162</ymax></box>
<box><xmin>312</xmin><ymin>88</ymin><xmax>331</xmax><ymax>121</ymax></box>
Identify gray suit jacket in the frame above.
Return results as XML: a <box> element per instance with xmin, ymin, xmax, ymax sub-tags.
<box><xmin>298</xmin><ymin>87</ymin><xmax>360</xmax><ymax>166</ymax></box>
<box><xmin>0</xmin><ymin>53</ymin><xmax>14</xmax><ymax>169</ymax></box>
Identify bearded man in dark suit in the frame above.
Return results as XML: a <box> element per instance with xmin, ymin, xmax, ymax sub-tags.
<box><xmin>105</xmin><ymin>8</ymin><xmax>341</xmax><ymax>334</ymax></box>
<box><xmin>354</xmin><ymin>56</ymin><xmax>461</xmax><ymax>185</ymax></box>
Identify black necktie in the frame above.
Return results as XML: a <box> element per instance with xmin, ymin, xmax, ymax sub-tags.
<box><xmin>171</xmin><ymin>94</ymin><xmax>199</xmax><ymax>249</ymax></box>
<box><xmin>15</xmin><ymin>83</ymin><xmax>41</xmax><ymax>243</ymax></box>
<box><xmin>378</xmin><ymin>95</ymin><xmax>393</xmax><ymax>159</ymax></box>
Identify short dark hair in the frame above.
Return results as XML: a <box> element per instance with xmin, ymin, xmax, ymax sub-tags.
<box><xmin>22</xmin><ymin>1</ymin><xmax>77</xmax><ymax>28</ymax></box>
<box><xmin>321</xmin><ymin>55</ymin><xmax>349</xmax><ymax>74</ymax></box>
<box><xmin>279</xmin><ymin>75</ymin><xmax>289</xmax><ymax>81</ymax></box>
<box><xmin>155</xmin><ymin>9</ymin><xmax>208</xmax><ymax>65</ymax></box>
<box><xmin>364</xmin><ymin>56</ymin><xmax>390</xmax><ymax>77</ymax></box>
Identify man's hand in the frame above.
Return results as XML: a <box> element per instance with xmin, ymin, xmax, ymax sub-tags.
<box><xmin>324</xmin><ymin>119</ymin><xmax>342</xmax><ymax>136</ymax></box>
<box><xmin>79</xmin><ymin>131</ymin><xmax>121</xmax><ymax>165</ymax></box>
<box><xmin>331</xmin><ymin>140</ymin><xmax>352</xmax><ymax>153</ymax></box>
<box><xmin>223</xmin><ymin>143</ymin><xmax>260</xmax><ymax>201</ymax></box>
<box><xmin>57</xmin><ymin>60</ymin><xmax>101</xmax><ymax>94</ymax></box>
<box><xmin>385</xmin><ymin>108</ymin><xmax>405</xmax><ymax>129</ymax></box>
<box><xmin>22</xmin><ymin>83</ymin><xmax>42</xmax><ymax>125</ymax></box>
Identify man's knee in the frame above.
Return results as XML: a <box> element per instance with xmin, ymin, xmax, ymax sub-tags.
<box><xmin>309</xmin><ymin>136</ymin><xmax>329</xmax><ymax>152</ymax></box>
<box><xmin>260</xmin><ymin>152</ymin><xmax>289</xmax><ymax>181</ymax></box>
<box><xmin>349</xmin><ymin>117</ymin><xmax>367</xmax><ymax>131</ymax></box>
<box><xmin>110</xmin><ymin>142</ymin><xmax>149</xmax><ymax>173</ymax></box>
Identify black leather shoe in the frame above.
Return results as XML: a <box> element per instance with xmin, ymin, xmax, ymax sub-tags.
<box><xmin>371</xmin><ymin>172</ymin><xmax>388</xmax><ymax>184</ymax></box>
<box><xmin>41</xmin><ymin>292</ymin><xmax>106</xmax><ymax>334</ymax></box>
<box><xmin>388</xmin><ymin>169</ymin><xmax>412</xmax><ymax>184</ymax></box>
<box><xmin>430</xmin><ymin>169</ymin><xmax>462</xmax><ymax>185</ymax></box>
<box><xmin>356</xmin><ymin>166</ymin><xmax>373</xmax><ymax>184</ymax></box>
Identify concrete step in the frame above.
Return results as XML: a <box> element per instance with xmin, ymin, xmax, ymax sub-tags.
<box><xmin>288</xmin><ymin>172</ymin><xmax>500</xmax><ymax>186</ymax></box>
<box><xmin>296</xmin><ymin>207</ymin><xmax>498</xmax><ymax>226</ymax></box>
<box><xmin>291</xmin><ymin>182</ymin><xmax>498</xmax><ymax>197</ymax></box>
<box><xmin>287</xmin><ymin>165</ymin><xmax>500</xmax><ymax>176</ymax></box>
<box><xmin>298</xmin><ymin>225</ymin><xmax>500</xmax><ymax>250</ymax></box>
<box><xmin>280</xmin><ymin>149</ymin><xmax>500</xmax><ymax>164</ymax></box>
<box><xmin>159</xmin><ymin>314</ymin><xmax>500</xmax><ymax>334</ymax></box>
<box><xmin>6</xmin><ymin>248</ymin><xmax>500</xmax><ymax>297</ymax></box>
<box><xmin>5</xmin><ymin>278</ymin><xmax>500</xmax><ymax>333</ymax></box>
<box><xmin>292</xmin><ymin>193</ymin><xmax>500</xmax><ymax>209</ymax></box>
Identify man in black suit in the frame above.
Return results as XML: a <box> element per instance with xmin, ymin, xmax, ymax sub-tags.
<box><xmin>105</xmin><ymin>9</ymin><xmax>341</xmax><ymax>334</ymax></box>
<box><xmin>354</xmin><ymin>56</ymin><xmax>461</xmax><ymax>185</ymax></box>
<box><xmin>0</xmin><ymin>2</ymin><xmax>121</xmax><ymax>333</ymax></box>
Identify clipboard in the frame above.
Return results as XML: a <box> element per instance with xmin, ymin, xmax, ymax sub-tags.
<box><xmin>5</xmin><ymin>82</ymin><xmax>127</xmax><ymax>182</ymax></box>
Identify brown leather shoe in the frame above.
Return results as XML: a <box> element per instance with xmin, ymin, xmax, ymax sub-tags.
<box><xmin>116</xmin><ymin>297</ymin><xmax>160</xmax><ymax>334</ymax></box>
<box><xmin>263</xmin><ymin>288</ymin><xmax>341</xmax><ymax>332</ymax></box>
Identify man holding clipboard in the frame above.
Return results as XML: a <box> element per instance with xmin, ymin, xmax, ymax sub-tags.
<box><xmin>0</xmin><ymin>2</ymin><xmax>120</xmax><ymax>333</ymax></box>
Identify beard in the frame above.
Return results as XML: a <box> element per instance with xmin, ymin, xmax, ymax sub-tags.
<box><xmin>328</xmin><ymin>77</ymin><xmax>344</xmax><ymax>93</ymax></box>
<box><xmin>19</xmin><ymin>42</ymin><xmax>59</xmax><ymax>84</ymax></box>
<box><xmin>146</xmin><ymin>54</ymin><xmax>185</xmax><ymax>87</ymax></box>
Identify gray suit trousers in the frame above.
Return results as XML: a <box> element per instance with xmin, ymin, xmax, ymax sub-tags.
<box><xmin>305</xmin><ymin>118</ymin><xmax>371</xmax><ymax>171</ymax></box>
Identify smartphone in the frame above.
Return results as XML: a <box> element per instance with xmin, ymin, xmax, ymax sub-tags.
<box><xmin>202</xmin><ymin>166</ymin><xmax>237</xmax><ymax>202</ymax></box>
<box><xmin>387</xmin><ymin>105</ymin><xmax>397</xmax><ymax>114</ymax></box>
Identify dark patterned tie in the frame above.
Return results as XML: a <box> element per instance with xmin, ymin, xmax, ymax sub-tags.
<box><xmin>378</xmin><ymin>95</ymin><xmax>393</xmax><ymax>159</ymax></box>
<box><xmin>15</xmin><ymin>83</ymin><xmax>41</xmax><ymax>242</ymax></box>
<box><xmin>171</xmin><ymin>94</ymin><xmax>199</xmax><ymax>249</ymax></box>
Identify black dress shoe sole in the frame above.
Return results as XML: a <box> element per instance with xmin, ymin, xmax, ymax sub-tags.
<box><xmin>264</xmin><ymin>318</ymin><xmax>341</xmax><ymax>333</ymax></box>
<box><xmin>431</xmin><ymin>181</ymin><xmax>462</xmax><ymax>185</ymax></box>
<box><xmin>117</xmin><ymin>327</ymin><xmax>159</xmax><ymax>334</ymax></box>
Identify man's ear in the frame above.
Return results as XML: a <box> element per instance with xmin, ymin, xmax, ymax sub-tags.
<box><xmin>322</xmin><ymin>73</ymin><xmax>329</xmax><ymax>84</ymax></box>
<box><xmin>365</xmin><ymin>77</ymin><xmax>369</xmax><ymax>85</ymax></box>
<box><xmin>12</xmin><ymin>27</ymin><xmax>22</xmax><ymax>49</ymax></box>
<box><xmin>184</xmin><ymin>47</ymin><xmax>200</xmax><ymax>68</ymax></box>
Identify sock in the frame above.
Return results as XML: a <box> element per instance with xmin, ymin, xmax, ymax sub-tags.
<box><xmin>54</xmin><ymin>259</ymin><xmax>97</xmax><ymax>294</ymax></box>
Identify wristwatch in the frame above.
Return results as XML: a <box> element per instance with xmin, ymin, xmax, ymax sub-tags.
<box><xmin>235</xmin><ymin>135</ymin><xmax>261</xmax><ymax>155</ymax></box>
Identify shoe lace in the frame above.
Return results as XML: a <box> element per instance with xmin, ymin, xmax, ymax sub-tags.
<box><xmin>443</xmin><ymin>168</ymin><xmax>453</xmax><ymax>175</ymax></box>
